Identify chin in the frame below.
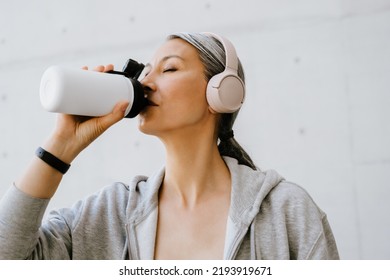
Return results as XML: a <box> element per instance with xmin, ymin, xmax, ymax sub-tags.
<box><xmin>137</xmin><ymin>117</ymin><xmax>157</xmax><ymax>136</ymax></box>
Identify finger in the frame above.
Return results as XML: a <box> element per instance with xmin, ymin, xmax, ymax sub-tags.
<box><xmin>96</xmin><ymin>101</ymin><xmax>129</xmax><ymax>131</ymax></box>
<box><xmin>104</xmin><ymin>64</ymin><xmax>114</xmax><ymax>72</ymax></box>
<box><xmin>93</xmin><ymin>65</ymin><xmax>105</xmax><ymax>72</ymax></box>
<box><xmin>81</xmin><ymin>66</ymin><xmax>88</xmax><ymax>70</ymax></box>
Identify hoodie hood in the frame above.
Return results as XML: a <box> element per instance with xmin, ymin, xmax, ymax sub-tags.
<box><xmin>222</xmin><ymin>157</ymin><xmax>284</xmax><ymax>259</ymax></box>
<box><xmin>225</xmin><ymin>157</ymin><xmax>284</xmax><ymax>226</ymax></box>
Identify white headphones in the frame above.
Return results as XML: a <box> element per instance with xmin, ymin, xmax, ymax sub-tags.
<box><xmin>204</xmin><ymin>32</ymin><xmax>245</xmax><ymax>113</ymax></box>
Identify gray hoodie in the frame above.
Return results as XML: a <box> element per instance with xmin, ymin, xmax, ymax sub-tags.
<box><xmin>0</xmin><ymin>157</ymin><xmax>339</xmax><ymax>260</ymax></box>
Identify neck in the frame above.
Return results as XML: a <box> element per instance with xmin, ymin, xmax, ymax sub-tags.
<box><xmin>159</xmin><ymin>128</ymin><xmax>231</xmax><ymax>208</ymax></box>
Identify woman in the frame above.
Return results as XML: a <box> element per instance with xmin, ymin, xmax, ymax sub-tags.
<box><xmin>0</xmin><ymin>32</ymin><xmax>339</xmax><ymax>259</ymax></box>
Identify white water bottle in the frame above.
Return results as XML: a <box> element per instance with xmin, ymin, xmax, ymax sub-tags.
<box><xmin>39</xmin><ymin>64</ymin><xmax>146</xmax><ymax>118</ymax></box>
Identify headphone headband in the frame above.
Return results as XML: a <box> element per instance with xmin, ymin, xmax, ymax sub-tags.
<box><xmin>202</xmin><ymin>32</ymin><xmax>239</xmax><ymax>73</ymax></box>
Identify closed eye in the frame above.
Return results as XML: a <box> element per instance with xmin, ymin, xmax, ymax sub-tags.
<box><xmin>163</xmin><ymin>68</ymin><xmax>177</xmax><ymax>73</ymax></box>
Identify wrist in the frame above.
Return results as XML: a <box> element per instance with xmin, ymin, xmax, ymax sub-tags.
<box><xmin>42</xmin><ymin>134</ymin><xmax>80</xmax><ymax>164</ymax></box>
<box><xmin>35</xmin><ymin>147</ymin><xmax>71</xmax><ymax>174</ymax></box>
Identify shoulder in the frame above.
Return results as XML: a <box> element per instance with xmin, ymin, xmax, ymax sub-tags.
<box><xmin>77</xmin><ymin>173</ymin><xmax>153</xmax><ymax>211</ymax></box>
<box><xmin>81</xmin><ymin>181</ymin><xmax>132</xmax><ymax>209</ymax></box>
<box><xmin>262</xmin><ymin>180</ymin><xmax>326</xmax><ymax>220</ymax></box>
<box><xmin>52</xmin><ymin>175</ymin><xmax>150</xmax><ymax>225</ymax></box>
<box><xmin>70</xmin><ymin>168</ymin><xmax>163</xmax><ymax>219</ymax></box>
<box><xmin>49</xmin><ymin>182</ymin><xmax>128</xmax><ymax>227</ymax></box>
<box><xmin>268</xmin><ymin>180</ymin><xmax>315</xmax><ymax>202</ymax></box>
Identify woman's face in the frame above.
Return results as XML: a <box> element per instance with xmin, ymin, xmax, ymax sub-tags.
<box><xmin>138</xmin><ymin>38</ymin><xmax>214</xmax><ymax>139</ymax></box>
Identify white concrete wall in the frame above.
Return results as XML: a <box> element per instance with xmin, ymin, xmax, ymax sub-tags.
<box><xmin>1</xmin><ymin>0</ymin><xmax>389</xmax><ymax>259</ymax></box>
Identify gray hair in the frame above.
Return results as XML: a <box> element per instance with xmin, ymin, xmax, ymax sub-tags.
<box><xmin>167</xmin><ymin>32</ymin><xmax>256</xmax><ymax>170</ymax></box>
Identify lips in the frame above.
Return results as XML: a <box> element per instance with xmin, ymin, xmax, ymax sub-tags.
<box><xmin>147</xmin><ymin>99</ymin><xmax>158</xmax><ymax>106</ymax></box>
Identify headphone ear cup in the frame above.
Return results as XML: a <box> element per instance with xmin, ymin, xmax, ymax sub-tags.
<box><xmin>206</xmin><ymin>71</ymin><xmax>245</xmax><ymax>113</ymax></box>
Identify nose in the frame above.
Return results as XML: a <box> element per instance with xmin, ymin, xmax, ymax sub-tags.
<box><xmin>140</xmin><ymin>73</ymin><xmax>156</xmax><ymax>95</ymax></box>
<box><xmin>142</xmin><ymin>84</ymin><xmax>154</xmax><ymax>95</ymax></box>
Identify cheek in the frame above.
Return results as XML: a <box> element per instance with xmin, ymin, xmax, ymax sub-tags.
<box><xmin>168</xmin><ymin>81</ymin><xmax>208</xmax><ymax>115</ymax></box>
<box><xmin>179</xmin><ymin>74</ymin><xmax>208</xmax><ymax>103</ymax></box>
<box><xmin>138</xmin><ymin>75</ymin><xmax>209</xmax><ymax>134</ymax></box>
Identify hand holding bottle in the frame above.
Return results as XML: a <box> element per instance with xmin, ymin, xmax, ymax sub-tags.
<box><xmin>15</xmin><ymin>65</ymin><xmax>130</xmax><ymax>199</ymax></box>
<box><xmin>46</xmin><ymin>64</ymin><xmax>130</xmax><ymax>164</ymax></box>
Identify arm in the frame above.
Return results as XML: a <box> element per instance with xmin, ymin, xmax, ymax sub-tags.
<box><xmin>15</xmin><ymin>102</ymin><xmax>128</xmax><ymax>199</ymax></box>
<box><xmin>16</xmin><ymin>65</ymin><xmax>128</xmax><ymax>199</ymax></box>
<box><xmin>0</xmin><ymin>65</ymin><xmax>129</xmax><ymax>259</ymax></box>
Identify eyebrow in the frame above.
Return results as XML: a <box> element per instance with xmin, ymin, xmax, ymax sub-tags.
<box><xmin>145</xmin><ymin>55</ymin><xmax>184</xmax><ymax>69</ymax></box>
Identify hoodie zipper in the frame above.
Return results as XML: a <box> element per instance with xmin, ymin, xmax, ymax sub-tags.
<box><xmin>225</xmin><ymin>227</ymin><xmax>250</xmax><ymax>260</ymax></box>
<box><xmin>125</xmin><ymin>223</ymin><xmax>140</xmax><ymax>260</ymax></box>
